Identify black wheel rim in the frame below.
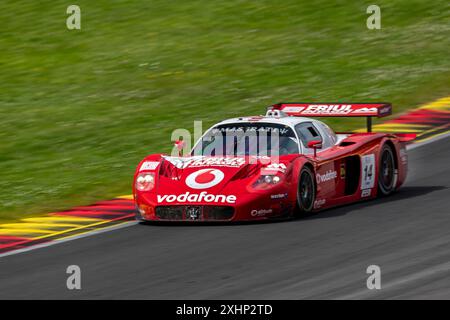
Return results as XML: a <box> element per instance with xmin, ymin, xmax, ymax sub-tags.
<box><xmin>380</xmin><ymin>149</ymin><xmax>394</xmax><ymax>190</ymax></box>
<box><xmin>300</xmin><ymin>171</ymin><xmax>313</xmax><ymax>209</ymax></box>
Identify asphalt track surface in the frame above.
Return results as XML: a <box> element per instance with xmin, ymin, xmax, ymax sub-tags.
<box><xmin>0</xmin><ymin>137</ymin><xmax>449</xmax><ymax>299</ymax></box>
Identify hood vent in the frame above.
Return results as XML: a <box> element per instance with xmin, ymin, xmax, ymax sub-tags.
<box><xmin>339</xmin><ymin>141</ymin><xmax>356</xmax><ymax>147</ymax></box>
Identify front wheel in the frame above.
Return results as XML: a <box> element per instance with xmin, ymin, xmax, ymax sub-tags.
<box><xmin>296</xmin><ymin>166</ymin><xmax>316</xmax><ymax>214</ymax></box>
<box><xmin>378</xmin><ymin>144</ymin><xmax>397</xmax><ymax>196</ymax></box>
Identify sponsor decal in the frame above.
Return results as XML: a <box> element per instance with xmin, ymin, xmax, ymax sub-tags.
<box><xmin>251</xmin><ymin>209</ymin><xmax>272</xmax><ymax>217</ymax></box>
<box><xmin>314</xmin><ymin>199</ymin><xmax>326</xmax><ymax>209</ymax></box>
<box><xmin>189</xmin><ymin>157</ymin><xmax>245</xmax><ymax>168</ymax></box>
<box><xmin>162</xmin><ymin>156</ymin><xmax>198</xmax><ymax>169</ymax></box>
<box><xmin>185</xmin><ymin>169</ymin><xmax>225</xmax><ymax>189</ymax></box>
<box><xmin>270</xmin><ymin>193</ymin><xmax>288</xmax><ymax>200</ymax></box>
<box><xmin>163</xmin><ymin>156</ymin><xmax>245</xmax><ymax>169</ymax></box>
<box><xmin>361</xmin><ymin>188</ymin><xmax>372</xmax><ymax>198</ymax></box>
<box><xmin>361</xmin><ymin>154</ymin><xmax>376</xmax><ymax>190</ymax></box>
<box><xmin>303</xmin><ymin>104</ymin><xmax>354</xmax><ymax>115</ymax></box>
<box><xmin>379</xmin><ymin>106</ymin><xmax>392</xmax><ymax>116</ymax></box>
<box><xmin>157</xmin><ymin>191</ymin><xmax>236</xmax><ymax>204</ymax></box>
<box><xmin>355</xmin><ymin>107</ymin><xmax>378</xmax><ymax>113</ymax></box>
<box><xmin>379</xmin><ymin>105</ymin><xmax>392</xmax><ymax>116</ymax></box>
<box><xmin>282</xmin><ymin>106</ymin><xmax>305</xmax><ymax>113</ymax></box>
<box><xmin>140</xmin><ymin>161</ymin><xmax>160</xmax><ymax>171</ymax></box>
<box><xmin>316</xmin><ymin>170</ymin><xmax>338</xmax><ymax>184</ymax></box>
<box><xmin>266</xmin><ymin>163</ymin><xmax>287</xmax><ymax>172</ymax></box>
<box><xmin>212</xmin><ymin>126</ymin><xmax>289</xmax><ymax>135</ymax></box>
<box><xmin>279</xmin><ymin>104</ymin><xmax>387</xmax><ymax>116</ymax></box>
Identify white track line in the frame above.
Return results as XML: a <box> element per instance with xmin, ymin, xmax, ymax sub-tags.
<box><xmin>0</xmin><ymin>221</ymin><xmax>137</xmax><ymax>258</ymax></box>
<box><xmin>407</xmin><ymin>131</ymin><xmax>450</xmax><ymax>150</ymax></box>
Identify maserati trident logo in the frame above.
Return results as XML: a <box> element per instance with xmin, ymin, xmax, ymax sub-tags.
<box><xmin>185</xmin><ymin>169</ymin><xmax>225</xmax><ymax>189</ymax></box>
<box><xmin>186</xmin><ymin>206</ymin><xmax>201</xmax><ymax>220</ymax></box>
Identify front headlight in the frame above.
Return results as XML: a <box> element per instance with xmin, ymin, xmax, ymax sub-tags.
<box><xmin>252</xmin><ymin>174</ymin><xmax>282</xmax><ymax>190</ymax></box>
<box><xmin>136</xmin><ymin>173</ymin><xmax>155</xmax><ymax>191</ymax></box>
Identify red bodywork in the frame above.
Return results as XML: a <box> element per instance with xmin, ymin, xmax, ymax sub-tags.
<box><xmin>133</xmin><ymin>103</ymin><xmax>413</xmax><ymax>222</ymax></box>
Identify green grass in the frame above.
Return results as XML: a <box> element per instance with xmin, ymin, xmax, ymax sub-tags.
<box><xmin>0</xmin><ymin>0</ymin><xmax>449</xmax><ymax>222</ymax></box>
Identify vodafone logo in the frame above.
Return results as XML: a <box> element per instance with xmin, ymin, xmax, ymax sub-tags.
<box><xmin>185</xmin><ymin>169</ymin><xmax>224</xmax><ymax>189</ymax></box>
<box><xmin>316</xmin><ymin>170</ymin><xmax>337</xmax><ymax>184</ymax></box>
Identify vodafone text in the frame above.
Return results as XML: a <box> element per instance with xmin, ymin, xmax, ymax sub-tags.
<box><xmin>157</xmin><ymin>191</ymin><xmax>236</xmax><ymax>204</ymax></box>
<box><xmin>316</xmin><ymin>170</ymin><xmax>337</xmax><ymax>183</ymax></box>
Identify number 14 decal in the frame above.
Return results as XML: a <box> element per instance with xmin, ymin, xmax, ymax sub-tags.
<box><xmin>361</xmin><ymin>154</ymin><xmax>376</xmax><ymax>190</ymax></box>
<box><xmin>364</xmin><ymin>163</ymin><xmax>373</xmax><ymax>180</ymax></box>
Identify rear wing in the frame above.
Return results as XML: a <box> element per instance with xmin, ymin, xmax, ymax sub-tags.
<box><xmin>268</xmin><ymin>103</ymin><xmax>392</xmax><ymax>132</ymax></box>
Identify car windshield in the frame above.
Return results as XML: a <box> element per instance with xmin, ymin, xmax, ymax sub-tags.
<box><xmin>191</xmin><ymin>122</ymin><xmax>299</xmax><ymax>157</ymax></box>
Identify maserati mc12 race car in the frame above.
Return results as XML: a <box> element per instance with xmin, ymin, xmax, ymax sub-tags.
<box><xmin>133</xmin><ymin>103</ymin><xmax>415</xmax><ymax>222</ymax></box>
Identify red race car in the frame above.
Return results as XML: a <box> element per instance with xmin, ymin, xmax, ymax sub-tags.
<box><xmin>133</xmin><ymin>103</ymin><xmax>415</xmax><ymax>222</ymax></box>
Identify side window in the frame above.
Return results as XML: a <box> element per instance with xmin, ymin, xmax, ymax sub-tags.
<box><xmin>295</xmin><ymin>122</ymin><xmax>323</xmax><ymax>151</ymax></box>
<box><xmin>316</xmin><ymin>121</ymin><xmax>337</xmax><ymax>148</ymax></box>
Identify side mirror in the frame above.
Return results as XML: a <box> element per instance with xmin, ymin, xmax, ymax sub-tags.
<box><xmin>174</xmin><ymin>140</ymin><xmax>186</xmax><ymax>157</ymax></box>
<box><xmin>307</xmin><ymin>140</ymin><xmax>322</xmax><ymax>157</ymax></box>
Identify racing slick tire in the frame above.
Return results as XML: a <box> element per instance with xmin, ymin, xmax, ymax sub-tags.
<box><xmin>296</xmin><ymin>165</ymin><xmax>316</xmax><ymax>215</ymax></box>
<box><xmin>378</xmin><ymin>144</ymin><xmax>397</xmax><ymax>196</ymax></box>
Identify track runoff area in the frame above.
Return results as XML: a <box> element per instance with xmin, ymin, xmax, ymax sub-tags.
<box><xmin>0</xmin><ymin>96</ymin><xmax>448</xmax><ymax>257</ymax></box>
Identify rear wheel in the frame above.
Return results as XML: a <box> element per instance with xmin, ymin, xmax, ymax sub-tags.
<box><xmin>378</xmin><ymin>144</ymin><xmax>396</xmax><ymax>196</ymax></box>
<box><xmin>297</xmin><ymin>166</ymin><xmax>316</xmax><ymax>214</ymax></box>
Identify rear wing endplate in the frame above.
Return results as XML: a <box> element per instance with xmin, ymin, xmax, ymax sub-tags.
<box><xmin>268</xmin><ymin>103</ymin><xmax>392</xmax><ymax>132</ymax></box>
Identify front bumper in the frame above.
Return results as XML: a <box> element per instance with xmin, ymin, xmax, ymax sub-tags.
<box><xmin>154</xmin><ymin>205</ymin><xmax>234</xmax><ymax>221</ymax></box>
<box><xmin>135</xmin><ymin>197</ymin><xmax>294</xmax><ymax>222</ymax></box>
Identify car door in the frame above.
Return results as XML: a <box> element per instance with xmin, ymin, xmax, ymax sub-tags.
<box><xmin>295</xmin><ymin>122</ymin><xmax>345</xmax><ymax>207</ymax></box>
